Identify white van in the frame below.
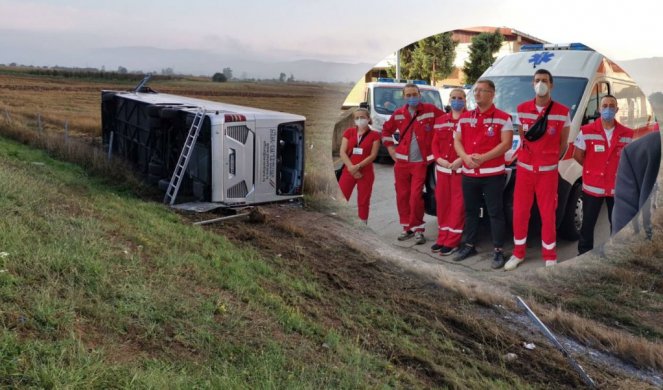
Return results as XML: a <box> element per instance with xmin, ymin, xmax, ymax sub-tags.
<box><xmin>425</xmin><ymin>43</ymin><xmax>658</xmax><ymax>239</ymax></box>
<box><xmin>363</xmin><ymin>78</ymin><xmax>444</xmax><ymax>161</ymax></box>
<box><xmin>101</xmin><ymin>89</ymin><xmax>305</xmax><ymax>207</ymax></box>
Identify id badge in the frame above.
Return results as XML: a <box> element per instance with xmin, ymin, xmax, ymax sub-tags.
<box><xmin>352</xmin><ymin>147</ymin><xmax>363</xmax><ymax>155</ymax></box>
<box><xmin>594</xmin><ymin>144</ymin><xmax>605</xmax><ymax>152</ymax></box>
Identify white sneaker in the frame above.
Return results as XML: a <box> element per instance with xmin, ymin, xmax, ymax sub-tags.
<box><xmin>504</xmin><ymin>255</ymin><xmax>524</xmax><ymax>271</ymax></box>
<box><xmin>545</xmin><ymin>260</ymin><xmax>557</xmax><ymax>267</ymax></box>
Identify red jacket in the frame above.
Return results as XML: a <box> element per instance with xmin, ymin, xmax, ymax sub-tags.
<box><xmin>432</xmin><ymin>113</ymin><xmax>462</xmax><ymax>174</ymax></box>
<box><xmin>580</xmin><ymin>119</ymin><xmax>634</xmax><ymax>196</ymax></box>
<box><xmin>457</xmin><ymin>104</ymin><xmax>512</xmax><ymax>177</ymax></box>
<box><xmin>516</xmin><ymin>99</ymin><xmax>570</xmax><ymax>168</ymax></box>
<box><xmin>342</xmin><ymin>127</ymin><xmax>381</xmax><ymax>173</ymax></box>
<box><xmin>381</xmin><ymin>102</ymin><xmax>445</xmax><ymax>163</ymax></box>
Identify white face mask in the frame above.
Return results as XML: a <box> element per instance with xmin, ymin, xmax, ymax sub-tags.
<box><xmin>355</xmin><ymin>118</ymin><xmax>369</xmax><ymax>128</ymax></box>
<box><xmin>534</xmin><ymin>81</ymin><xmax>549</xmax><ymax>97</ymax></box>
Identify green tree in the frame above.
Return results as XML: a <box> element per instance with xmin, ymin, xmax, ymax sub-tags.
<box><xmin>279</xmin><ymin>72</ymin><xmax>286</xmax><ymax>82</ymax></box>
<box><xmin>212</xmin><ymin>72</ymin><xmax>227</xmax><ymax>82</ymax></box>
<box><xmin>462</xmin><ymin>30</ymin><xmax>504</xmax><ymax>84</ymax></box>
<box><xmin>406</xmin><ymin>32</ymin><xmax>457</xmax><ymax>84</ymax></box>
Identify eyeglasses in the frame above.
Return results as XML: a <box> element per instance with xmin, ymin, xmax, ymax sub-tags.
<box><xmin>473</xmin><ymin>89</ymin><xmax>494</xmax><ymax>94</ymax></box>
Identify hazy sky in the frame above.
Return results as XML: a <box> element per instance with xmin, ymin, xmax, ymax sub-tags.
<box><xmin>1</xmin><ymin>0</ymin><xmax>660</xmax><ymax>65</ymax></box>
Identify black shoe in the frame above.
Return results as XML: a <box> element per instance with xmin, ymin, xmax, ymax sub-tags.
<box><xmin>431</xmin><ymin>243</ymin><xmax>444</xmax><ymax>252</ymax></box>
<box><xmin>439</xmin><ymin>246</ymin><xmax>458</xmax><ymax>256</ymax></box>
<box><xmin>453</xmin><ymin>245</ymin><xmax>477</xmax><ymax>261</ymax></box>
<box><xmin>398</xmin><ymin>230</ymin><xmax>415</xmax><ymax>241</ymax></box>
<box><xmin>491</xmin><ymin>250</ymin><xmax>506</xmax><ymax>269</ymax></box>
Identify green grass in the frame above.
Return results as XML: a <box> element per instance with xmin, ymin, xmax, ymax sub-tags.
<box><xmin>0</xmin><ymin>134</ymin><xmax>550</xmax><ymax>388</ymax></box>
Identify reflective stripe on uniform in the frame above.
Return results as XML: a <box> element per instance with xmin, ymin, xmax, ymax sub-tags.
<box><xmin>417</xmin><ymin>112</ymin><xmax>434</xmax><ymax>121</ymax></box>
<box><xmin>514</xmin><ymin>237</ymin><xmax>527</xmax><ymax>245</ymax></box>
<box><xmin>382</xmin><ymin>137</ymin><xmax>392</xmax><ymax>143</ymax></box>
<box><xmin>479</xmin><ymin>165</ymin><xmax>505</xmax><ymax>174</ymax></box>
<box><xmin>426</xmin><ymin>154</ymin><xmax>434</xmax><ymax>162</ymax></box>
<box><xmin>459</xmin><ymin>118</ymin><xmax>475</xmax><ymax>125</ymax></box>
<box><xmin>462</xmin><ymin>165</ymin><xmax>505</xmax><ymax>175</ymax></box>
<box><xmin>485</xmin><ymin>118</ymin><xmax>509</xmax><ymax>126</ymax></box>
<box><xmin>436</xmin><ymin>165</ymin><xmax>461</xmax><ymax>174</ymax></box>
<box><xmin>517</xmin><ymin>161</ymin><xmax>558</xmax><ymax>172</ymax></box>
<box><xmin>518</xmin><ymin>113</ymin><xmax>538</xmax><ymax>120</ymax></box>
<box><xmin>583</xmin><ymin>183</ymin><xmax>606</xmax><ymax>195</ymax></box>
<box><xmin>411</xmin><ymin>223</ymin><xmax>426</xmax><ymax>230</ymax></box>
<box><xmin>541</xmin><ymin>241</ymin><xmax>556</xmax><ymax>250</ymax></box>
<box><xmin>548</xmin><ymin>114</ymin><xmax>568</xmax><ymax>121</ymax></box>
<box><xmin>440</xmin><ymin>226</ymin><xmax>463</xmax><ymax>234</ymax></box>
<box><xmin>395</xmin><ymin>153</ymin><xmax>408</xmax><ymax>161</ymax></box>
<box><xmin>434</xmin><ymin>123</ymin><xmax>445</xmax><ymax>128</ymax></box>
<box><xmin>583</xmin><ymin>134</ymin><xmax>604</xmax><ymax>141</ymax></box>
<box><xmin>394</xmin><ymin>115</ymin><xmax>405</xmax><ymax>120</ymax></box>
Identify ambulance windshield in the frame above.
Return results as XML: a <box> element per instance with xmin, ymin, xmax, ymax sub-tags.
<box><xmin>466</xmin><ymin>76</ymin><xmax>587</xmax><ymax>121</ymax></box>
<box><xmin>373</xmin><ymin>87</ymin><xmax>443</xmax><ymax>115</ymax></box>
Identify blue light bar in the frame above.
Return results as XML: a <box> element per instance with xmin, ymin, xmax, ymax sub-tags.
<box><xmin>520</xmin><ymin>44</ymin><xmax>543</xmax><ymax>52</ymax></box>
<box><xmin>412</xmin><ymin>79</ymin><xmax>428</xmax><ymax>85</ymax></box>
<box><xmin>569</xmin><ymin>42</ymin><xmax>593</xmax><ymax>51</ymax></box>
<box><xmin>377</xmin><ymin>77</ymin><xmax>394</xmax><ymax>82</ymax></box>
<box><xmin>520</xmin><ymin>42</ymin><xmax>594</xmax><ymax>52</ymax></box>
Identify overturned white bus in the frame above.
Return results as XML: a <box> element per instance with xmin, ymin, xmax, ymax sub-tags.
<box><xmin>101</xmin><ymin>86</ymin><xmax>305</xmax><ymax>207</ymax></box>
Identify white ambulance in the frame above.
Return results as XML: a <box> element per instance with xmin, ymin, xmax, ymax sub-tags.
<box><xmin>426</xmin><ymin>43</ymin><xmax>658</xmax><ymax>239</ymax></box>
<box><xmin>362</xmin><ymin>78</ymin><xmax>444</xmax><ymax>161</ymax></box>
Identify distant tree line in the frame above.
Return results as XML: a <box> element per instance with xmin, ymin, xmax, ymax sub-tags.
<box><xmin>0</xmin><ymin>64</ymin><xmax>182</xmax><ymax>81</ymax></box>
<box><xmin>212</xmin><ymin>67</ymin><xmax>296</xmax><ymax>83</ymax></box>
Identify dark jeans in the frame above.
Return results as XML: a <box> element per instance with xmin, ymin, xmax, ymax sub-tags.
<box><xmin>461</xmin><ymin>174</ymin><xmax>506</xmax><ymax>248</ymax></box>
<box><xmin>578</xmin><ymin>193</ymin><xmax>614</xmax><ymax>255</ymax></box>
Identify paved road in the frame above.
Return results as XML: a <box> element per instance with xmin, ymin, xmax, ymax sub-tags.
<box><xmin>340</xmin><ymin>161</ymin><xmax>611</xmax><ymax>273</ymax></box>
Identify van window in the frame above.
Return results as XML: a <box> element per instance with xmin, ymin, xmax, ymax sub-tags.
<box><xmin>469</xmin><ymin>76</ymin><xmax>587</xmax><ymax>121</ymax></box>
<box><xmin>583</xmin><ymin>82</ymin><xmax>610</xmax><ymax>125</ymax></box>
<box><xmin>612</xmin><ymin>81</ymin><xmax>649</xmax><ymax>131</ymax></box>
<box><xmin>372</xmin><ymin>87</ymin><xmax>443</xmax><ymax>115</ymax></box>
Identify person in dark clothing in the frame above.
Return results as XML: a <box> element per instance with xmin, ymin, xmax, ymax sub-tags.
<box><xmin>612</xmin><ymin>130</ymin><xmax>661</xmax><ymax>236</ymax></box>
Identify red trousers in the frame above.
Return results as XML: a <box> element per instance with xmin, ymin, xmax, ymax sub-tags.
<box><xmin>512</xmin><ymin>168</ymin><xmax>558</xmax><ymax>260</ymax></box>
<box><xmin>435</xmin><ymin>169</ymin><xmax>464</xmax><ymax>247</ymax></box>
<box><xmin>394</xmin><ymin>161</ymin><xmax>427</xmax><ymax>232</ymax></box>
<box><xmin>339</xmin><ymin>167</ymin><xmax>375</xmax><ymax>221</ymax></box>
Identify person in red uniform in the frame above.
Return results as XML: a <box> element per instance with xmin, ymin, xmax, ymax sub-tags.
<box><xmin>453</xmin><ymin>79</ymin><xmax>513</xmax><ymax>269</ymax></box>
<box><xmin>573</xmin><ymin>94</ymin><xmax>634</xmax><ymax>255</ymax></box>
<box><xmin>504</xmin><ymin>69</ymin><xmax>571</xmax><ymax>271</ymax></box>
<box><xmin>381</xmin><ymin>83</ymin><xmax>445</xmax><ymax>244</ymax></box>
<box><xmin>431</xmin><ymin>88</ymin><xmax>466</xmax><ymax>256</ymax></box>
<box><xmin>338</xmin><ymin>108</ymin><xmax>381</xmax><ymax>223</ymax></box>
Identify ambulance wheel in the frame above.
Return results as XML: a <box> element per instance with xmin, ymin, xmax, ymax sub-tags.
<box><xmin>559</xmin><ymin>183</ymin><xmax>582</xmax><ymax>240</ymax></box>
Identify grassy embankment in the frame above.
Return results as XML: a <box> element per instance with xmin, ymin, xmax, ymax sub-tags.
<box><xmin>0</xmin><ymin>70</ymin><xmax>661</xmax><ymax>388</ymax></box>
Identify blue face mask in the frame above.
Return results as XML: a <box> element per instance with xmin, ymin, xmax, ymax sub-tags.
<box><xmin>601</xmin><ymin>107</ymin><xmax>616</xmax><ymax>121</ymax></box>
<box><xmin>450</xmin><ymin>99</ymin><xmax>465</xmax><ymax>112</ymax></box>
<box><xmin>407</xmin><ymin>97</ymin><xmax>420</xmax><ymax>106</ymax></box>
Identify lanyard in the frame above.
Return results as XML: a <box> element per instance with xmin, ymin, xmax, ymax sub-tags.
<box><xmin>356</xmin><ymin>129</ymin><xmax>368</xmax><ymax>147</ymax></box>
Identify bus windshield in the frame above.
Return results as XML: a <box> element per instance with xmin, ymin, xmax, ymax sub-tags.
<box><xmin>373</xmin><ymin>86</ymin><xmax>443</xmax><ymax>115</ymax></box>
<box><xmin>466</xmin><ymin>76</ymin><xmax>587</xmax><ymax>121</ymax></box>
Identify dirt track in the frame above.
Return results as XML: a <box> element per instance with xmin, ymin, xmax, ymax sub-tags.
<box><xmin>181</xmin><ymin>203</ymin><xmax>659</xmax><ymax>388</ymax></box>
